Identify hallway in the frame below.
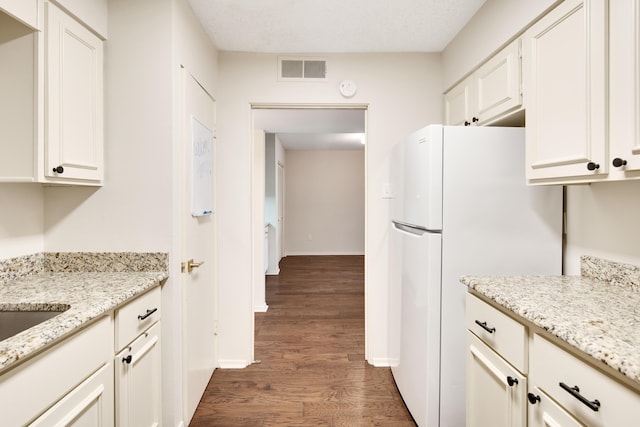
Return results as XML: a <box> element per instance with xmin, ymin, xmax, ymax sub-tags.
<box><xmin>189</xmin><ymin>255</ymin><xmax>415</xmax><ymax>426</ymax></box>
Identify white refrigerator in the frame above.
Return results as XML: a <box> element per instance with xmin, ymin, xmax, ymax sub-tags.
<box><xmin>390</xmin><ymin>125</ymin><xmax>562</xmax><ymax>427</ymax></box>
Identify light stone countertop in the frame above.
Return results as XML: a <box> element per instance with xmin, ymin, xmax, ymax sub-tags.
<box><xmin>461</xmin><ymin>256</ymin><xmax>640</xmax><ymax>388</ymax></box>
<box><xmin>0</xmin><ymin>253</ymin><xmax>168</xmax><ymax>374</ymax></box>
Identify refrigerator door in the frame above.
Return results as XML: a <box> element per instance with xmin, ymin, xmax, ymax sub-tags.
<box><xmin>391</xmin><ymin>221</ymin><xmax>442</xmax><ymax>427</ymax></box>
<box><xmin>403</xmin><ymin>125</ymin><xmax>443</xmax><ymax>231</ymax></box>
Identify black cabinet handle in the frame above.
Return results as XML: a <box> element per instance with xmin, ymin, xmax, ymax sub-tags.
<box><xmin>507</xmin><ymin>376</ymin><xmax>518</xmax><ymax>387</ymax></box>
<box><xmin>612</xmin><ymin>158</ymin><xmax>627</xmax><ymax>167</ymax></box>
<box><xmin>528</xmin><ymin>393</ymin><xmax>541</xmax><ymax>404</ymax></box>
<box><xmin>559</xmin><ymin>382</ymin><xmax>600</xmax><ymax>411</ymax></box>
<box><xmin>52</xmin><ymin>166</ymin><xmax>64</xmax><ymax>174</ymax></box>
<box><xmin>464</xmin><ymin>121</ymin><xmax>471</xmax><ymax>126</ymax></box>
<box><xmin>586</xmin><ymin>162</ymin><xmax>600</xmax><ymax>171</ymax></box>
<box><xmin>138</xmin><ymin>307</ymin><xmax>158</xmax><ymax>321</ymax></box>
<box><xmin>472</xmin><ymin>117</ymin><xmax>479</xmax><ymax>123</ymax></box>
<box><xmin>122</xmin><ymin>355</ymin><xmax>132</xmax><ymax>364</ymax></box>
<box><xmin>474</xmin><ymin>320</ymin><xmax>496</xmax><ymax>333</ymax></box>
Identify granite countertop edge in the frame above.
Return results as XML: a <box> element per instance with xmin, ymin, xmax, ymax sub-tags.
<box><xmin>461</xmin><ymin>270</ymin><xmax>640</xmax><ymax>387</ymax></box>
<box><xmin>0</xmin><ymin>252</ymin><xmax>170</xmax><ymax>374</ymax></box>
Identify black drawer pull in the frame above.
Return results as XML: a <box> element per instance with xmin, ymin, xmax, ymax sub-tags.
<box><xmin>507</xmin><ymin>376</ymin><xmax>518</xmax><ymax>387</ymax></box>
<box><xmin>122</xmin><ymin>355</ymin><xmax>132</xmax><ymax>364</ymax></box>
<box><xmin>474</xmin><ymin>320</ymin><xmax>496</xmax><ymax>333</ymax></box>
<box><xmin>138</xmin><ymin>307</ymin><xmax>158</xmax><ymax>321</ymax></box>
<box><xmin>559</xmin><ymin>382</ymin><xmax>600</xmax><ymax>411</ymax></box>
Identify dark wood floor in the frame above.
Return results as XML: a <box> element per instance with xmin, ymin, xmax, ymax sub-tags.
<box><xmin>189</xmin><ymin>255</ymin><xmax>416</xmax><ymax>426</ymax></box>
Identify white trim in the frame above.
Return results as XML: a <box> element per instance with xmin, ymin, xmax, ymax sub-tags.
<box><xmin>367</xmin><ymin>357</ymin><xmax>397</xmax><ymax>368</ymax></box>
<box><xmin>285</xmin><ymin>251</ymin><xmax>365</xmax><ymax>256</ymax></box>
<box><xmin>254</xmin><ymin>304</ymin><xmax>269</xmax><ymax>313</ymax></box>
<box><xmin>217</xmin><ymin>359</ymin><xmax>252</xmax><ymax>369</ymax></box>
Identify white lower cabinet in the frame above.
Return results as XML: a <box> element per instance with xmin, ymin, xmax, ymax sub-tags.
<box><xmin>467</xmin><ymin>332</ymin><xmax>527</xmax><ymax>427</ymax></box>
<box><xmin>467</xmin><ymin>292</ymin><xmax>640</xmax><ymax>427</ymax></box>
<box><xmin>114</xmin><ymin>287</ymin><xmax>162</xmax><ymax>427</ymax></box>
<box><xmin>115</xmin><ymin>322</ymin><xmax>162</xmax><ymax>427</ymax></box>
<box><xmin>527</xmin><ymin>387</ymin><xmax>582</xmax><ymax>427</ymax></box>
<box><xmin>529</xmin><ymin>334</ymin><xmax>640</xmax><ymax>427</ymax></box>
<box><xmin>0</xmin><ymin>286</ymin><xmax>163</xmax><ymax>426</ymax></box>
<box><xmin>0</xmin><ymin>316</ymin><xmax>112</xmax><ymax>426</ymax></box>
<box><xmin>30</xmin><ymin>362</ymin><xmax>114</xmax><ymax>426</ymax></box>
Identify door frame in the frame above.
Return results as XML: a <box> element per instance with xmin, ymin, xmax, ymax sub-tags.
<box><xmin>249</xmin><ymin>103</ymin><xmax>369</xmax><ymax>361</ymax></box>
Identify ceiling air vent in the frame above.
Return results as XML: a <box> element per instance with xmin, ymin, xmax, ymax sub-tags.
<box><xmin>279</xmin><ymin>57</ymin><xmax>327</xmax><ymax>81</ymax></box>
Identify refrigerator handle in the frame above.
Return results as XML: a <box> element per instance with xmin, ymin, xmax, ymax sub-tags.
<box><xmin>392</xmin><ymin>220</ymin><xmax>436</xmax><ymax>236</ymax></box>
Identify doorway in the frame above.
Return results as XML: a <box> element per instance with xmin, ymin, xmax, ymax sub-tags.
<box><xmin>251</xmin><ymin>105</ymin><xmax>368</xmax><ymax>360</ymax></box>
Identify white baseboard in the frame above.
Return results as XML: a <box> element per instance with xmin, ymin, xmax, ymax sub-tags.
<box><xmin>285</xmin><ymin>251</ymin><xmax>365</xmax><ymax>256</ymax></box>
<box><xmin>254</xmin><ymin>304</ymin><xmax>269</xmax><ymax>312</ymax></box>
<box><xmin>218</xmin><ymin>359</ymin><xmax>252</xmax><ymax>369</ymax></box>
<box><xmin>367</xmin><ymin>357</ymin><xmax>397</xmax><ymax>367</ymax></box>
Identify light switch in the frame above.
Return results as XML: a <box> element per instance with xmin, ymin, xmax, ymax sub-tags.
<box><xmin>382</xmin><ymin>183</ymin><xmax>394</xmax><ymax>199</ymax></box>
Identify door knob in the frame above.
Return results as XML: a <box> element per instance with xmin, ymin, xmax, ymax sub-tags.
<box><xmin>182</xmin><ymin>259</ymin><xmax>204</xmax><ymax>273</ymax></box>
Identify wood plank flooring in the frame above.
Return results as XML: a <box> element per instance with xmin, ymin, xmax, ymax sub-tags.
<box><xmin>189</xmin><ymin>255</ymin><xmax>416</xmax><ymax>426</ymax></box>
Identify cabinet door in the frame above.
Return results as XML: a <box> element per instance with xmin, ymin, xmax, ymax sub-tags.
<box><xmin>45</xmin><ymin>2</ymin><xmax>103</xmax><ymax>183</ymax></box>
<box><xmin>523</xmin><ymin>0</ymin><xmax>607</xmax><ymax>183</ymax></box>
<box><xmin>528</xmin><ymin>387</ymin><xmax>582</xmax><ymax>427</ymax></box>
<box><xmin>609</xmin><ymin>0</ymin><xmax>640</xmax><ymax>176</ymax></box>
<box><xmin>467</xmin><ymin>332</ymin><xmax>526</xmax><ymax>427</ymax></box>
<box><xmin>475</xmin><ymin>39</ymin><xmax>522</xmax><ymax>125</ymax></box>
<box><xmin>116</xmin><ymin>322</ymin><xmax>161</xmax><ymax>427</ymax></box>
<box><xmin>444</xmin><ymin>75</ymin><xmax>475</xmax><ymax>126</ymax></box>
<box><xmin>30</xmin><ymin>363</ymin><xmax>114</xmax><ymax>427</ymax></box>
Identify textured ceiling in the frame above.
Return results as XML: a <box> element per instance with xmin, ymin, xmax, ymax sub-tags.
<box><xmin>187</xmin><ymin>0</ymin><xmax>486</xmax><ymax>53</ymax></box>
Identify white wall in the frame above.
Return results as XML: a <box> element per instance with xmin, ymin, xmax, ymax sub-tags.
<box><xmin>217</xmin><ymin>52</ymin><xmax>442</xmax><ymax>366</ymax></box>
<box><xmin>564</xmin><ymin>181</ymin><xmax>640</xmax><ymax>274</ymax></box>
<box><xmin>0</xmin><ymin>184</ymin><xmax>44</xmax><ymax>259</ymax></box>
<box><xmin>442</xmin><ymin>0</ymin><xmax>640</xmax><ymax>275</ymax></box>
<box><xmin>42</xmin><ymin>0</ymin><xmax>218</xmax><ymax>425</ymax></box>
<box><xmin>285</xmin><ymin>149</ymin><xmax>364</xmax><ymax>255</ymax></box>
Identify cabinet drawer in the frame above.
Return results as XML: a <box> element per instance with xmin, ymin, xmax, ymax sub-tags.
<box><xmin>115</xmin><ymin>287</ymin><xmax>161</xmax><ymax>350</ymax></box>
<box><xmin>531</xmin><ymin>333</ymin><xmax>640</xmax><ymax>427</ymax></box>
<box><xmin>466</xmin><ymin>293</ymin><xmax>527</xmax><ymax>373</ymax></box>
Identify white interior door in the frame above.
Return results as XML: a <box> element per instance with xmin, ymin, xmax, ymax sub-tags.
<box><xmin>181</xmin><ymin>68</ymin><xmax>217</xmax><ymax>424</ymax></box>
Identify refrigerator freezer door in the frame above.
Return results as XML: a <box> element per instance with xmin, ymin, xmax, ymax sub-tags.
<box><xmin>391</xmin><ymin>222</ymin><xmax>442</xmax><ymax>427</ymax></box>
<box><xmin>403</xmin><ymin>125</ymin><xmax>443</xmax><ymax>231</ymax></box>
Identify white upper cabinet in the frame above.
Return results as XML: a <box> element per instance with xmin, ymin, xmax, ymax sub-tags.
<box><xmin>0</xmin><ymin>0</ymin><xmax>38</xmax><ymax>28</ymax></box>
<box><xmin>45</xmin><ymin>1</ymin><xmax>103</xmax><ymax>183</ymax></box>
<box><xmin>445</xmin><ymin>74</ymin><xmax>476</xmax><ymax>126</ymax></box>
<box><xmin>0</xmin><ymin>1</ymin><xmax>104</xmax><ymax>185</ymax></box>
<box><xmin>609</xmin><ymin>0</ymin><xmax>640</xmax><ymax>178</ymax></box>
<box><xmin>523</xmin><ymin>0</ymin><xmax>608</xmax><ymax>184</ymax></box>
<box><xmin>445</xmin><ymin>39</ymin><xmax>523</xmax><ymax>127</ymax></box>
